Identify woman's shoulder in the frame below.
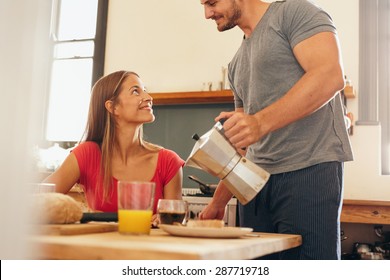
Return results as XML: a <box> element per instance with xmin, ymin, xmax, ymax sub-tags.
<box><xmin>158</xmin><ymin>148</ymin><xmax>185</xmax><ymax>166</ymax></box>
<box><xmin>72</xmin><ymin>141</ymin><xmax>101</xmax><ymax>155</ymax></box>
<box><xmin>158</xmin><ymin>148</ymin><xmax>181</xmax><ymax>157</ymax></box>
<box><xmin>74</xmin><ymin>141</ymin><xmax>100</xmax><ymax>149</ymax></box>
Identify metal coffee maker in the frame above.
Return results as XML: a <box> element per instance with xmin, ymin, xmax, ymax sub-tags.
<box><xmin>185</xmin><ymin>120</ymin><xmax>270</xmax><ymax>205</ymax></box>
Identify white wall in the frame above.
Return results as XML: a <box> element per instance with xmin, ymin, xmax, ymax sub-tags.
<box><xmin>105</xmin><ymin>0</ymin><xmax>242</xmax><ymax>92</ymax></box>
<box><xmin>105</xmin><ymin>0</ymin><xmax>390</xmax><ymax>201</ymax></box>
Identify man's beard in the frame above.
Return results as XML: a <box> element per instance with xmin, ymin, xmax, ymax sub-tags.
<box><xmin>218</xmin><ymin>1</ymin><xmax>241</xmax><ymax>31</ymax></box>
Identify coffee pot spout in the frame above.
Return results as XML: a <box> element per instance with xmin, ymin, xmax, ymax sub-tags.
<box><xmin>185</xmin><ymin>157</ymin><xmax>202</xmax><ymax>170</ymax></box>
<box><xmin>185</xmin><ymin>134</ymin><xmax>205</xmax><ymax>170</ymax></box>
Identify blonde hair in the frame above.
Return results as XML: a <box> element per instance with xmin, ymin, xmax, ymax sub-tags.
<box><xmin>82</xmin><ymin>70</ymin><xmax>160</xmax><ymax>201</ymax></box>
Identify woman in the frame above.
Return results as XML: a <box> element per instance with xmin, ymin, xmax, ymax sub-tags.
<box><xmin>43</xmin><ymin>70</ymin><xmax>184</xmax><ymax>223</ymax></box>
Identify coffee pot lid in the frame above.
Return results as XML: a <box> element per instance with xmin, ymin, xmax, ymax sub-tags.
<box><xmin>185</xmin><ymin>121</ymin><xmax>237</xmax><ymax>175</ymax></box>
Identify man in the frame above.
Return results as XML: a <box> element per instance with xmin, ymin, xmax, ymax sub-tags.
<box><xmin>198</xmin><ymin>0</ymin><xmax>353</xmax><ymax>259</ymax></box>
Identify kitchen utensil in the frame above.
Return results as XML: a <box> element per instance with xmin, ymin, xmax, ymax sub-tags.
<box><xmin>340</xmin><ymin>230</ymin><xmax>348</xmax><ymax>242</ymax></box>
<box><xmin>37</xmin><ymin>222</ymin><xmax>118</xmax><ymax>235</ymax></box>
<box><xmin>360</xmin><ymin>252</ymin><xmax>384</xmax><ymax>260</ymax></box>
<box><xmin>353</xmin><ymin>242</ymin><xmax>373</xmax><ymax>255</ymax></box>
<box><xmin>79</xmin><ymin>212</ymin><xmax>118</xmax><ymax>223</ymax></box>
<box><xmin>185</xmin><ymin>120</ymin><xmax>270</xmax><ymax>205</ymax></box>
<box><xmin>188</xmin><ymin>175</ymin><xmax>217</xmax><ymax>195</ymax></box>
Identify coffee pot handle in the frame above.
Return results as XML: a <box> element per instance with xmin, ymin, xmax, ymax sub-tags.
<box><xmin>219</xmin><ymin>118</ymin><xmax>227</xmax><ymax>125</ymax></box>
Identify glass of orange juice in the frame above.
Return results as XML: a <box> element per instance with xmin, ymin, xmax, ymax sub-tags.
<box><xmin>117</xmin><ymin>181</ymin><xmax>155</xmax><ymax>235</ymax></box>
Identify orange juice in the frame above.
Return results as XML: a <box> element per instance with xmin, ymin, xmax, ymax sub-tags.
<box><xmin>118</xmin><ymin>209</ymin><xmax>153</xmax><ymax>234</ymax></box>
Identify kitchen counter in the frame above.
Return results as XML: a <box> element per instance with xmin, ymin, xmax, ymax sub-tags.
<box><xmin>341</xmin><ymin>199</ymin><xmax>390</xmax><ymax>225</ymax></box>
<box><xmin>29</xmin><ymin>224</ymin><xmax>301</xmax><ymax>260</ymax></box>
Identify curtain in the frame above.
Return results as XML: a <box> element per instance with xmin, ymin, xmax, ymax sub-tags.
<box><xmin>358</xmin><ymin>0</ymin><xmax>390</xmax><ymax>174</ymax></box>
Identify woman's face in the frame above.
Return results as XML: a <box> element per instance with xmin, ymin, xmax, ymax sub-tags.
<box><xmin>111</xmin><ymin>74</ymin><xmax>155</xmax><ymax>125</ymax></box>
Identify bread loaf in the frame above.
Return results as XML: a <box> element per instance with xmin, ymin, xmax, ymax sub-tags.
<box><xmin>186</xmin><ymin>219</ymin><xmax>224</xmax><ymax>228</ymax></box>
<box><xmin>32</xmin><ymin>193</ymin><xmax>83</xmax><ymax>224</ymax></box>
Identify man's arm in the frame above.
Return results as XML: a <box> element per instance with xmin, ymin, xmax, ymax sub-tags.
<box><xmin>198</xmin><ymin>180</ymin><xmax>233</xmax><ymax>220</ymax></box>
<box><xmin>217</xmin><ymin>32</ymin><xmax>345</xmax><ymax>149</ymax></box>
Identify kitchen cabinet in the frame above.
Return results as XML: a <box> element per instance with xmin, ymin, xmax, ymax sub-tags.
<box><xmin>340</xmin><ymin>200</ymin><xmax>390</xmax><ymax>258</ymax></box>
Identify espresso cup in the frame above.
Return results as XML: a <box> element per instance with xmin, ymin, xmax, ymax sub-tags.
<box><xmin>157</xmin><ymin>199</ymin><xmax>189</xmax><ymax>225</ymax></box>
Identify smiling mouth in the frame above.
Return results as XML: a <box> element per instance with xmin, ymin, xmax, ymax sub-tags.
<box><xmin>139</xmin><ymin>103</ymin><xmax>153</xmax><ymax>110</ymax></box>
<box><xmin>212</xmin><ymin>15</ymin><xmax>223</xmax><ymax>22</ymax></box>
<box><xmin>138</xmin><ymin>99</ymin><xmax>153</xmax><ymax>109</ymax></box>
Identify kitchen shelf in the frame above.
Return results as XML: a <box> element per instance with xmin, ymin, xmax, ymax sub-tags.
<box><xmin>150</xmin><ymin>86</ymin><xmax>355</xmax><ymax>105</ymax></box>
<box><xmin>341</xmin><ymin>199</ymin><xmax>390</xmax><ymax>225</ymax></box>
<box><xmin>149</xmin><ymin>90</ymin><xmax>234</xmax><ymax>105</ymax></box>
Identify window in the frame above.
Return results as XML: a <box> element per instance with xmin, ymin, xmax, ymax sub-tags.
<box><xmin>45</xmin><ymin>0</ymin><xmax>108</xmax><ymax>142</ymax></box>
<box><xmin>358</xmin><ymin>0</ymin><xmax>390</xmax><ymax>175</ymax></box>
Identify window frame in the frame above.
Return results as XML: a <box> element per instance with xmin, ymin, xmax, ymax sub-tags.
<box><xmin>44</xmin><ymin>0</ymin><xmax>108</xmax><ymax>146</ymax></box>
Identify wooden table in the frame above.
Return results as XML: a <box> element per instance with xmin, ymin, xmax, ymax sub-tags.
<box><xmin>29</xmin><ymin>224</ymin><xmax>301</xmax><ymax>260</ymax></box>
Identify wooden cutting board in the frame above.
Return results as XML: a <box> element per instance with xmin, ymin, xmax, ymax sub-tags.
<box><xmin>36</xmin><ymin>222</ymin><xmax>118</xmax><ymax>236</ymax></box>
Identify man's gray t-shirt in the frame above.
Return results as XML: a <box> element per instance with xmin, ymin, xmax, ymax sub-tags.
<box><xmin>228</xmin><ymin>0</ymin><xmax>353</xmax><ymax>174</ymax></box>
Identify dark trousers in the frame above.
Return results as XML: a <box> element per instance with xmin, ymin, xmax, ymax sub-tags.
<box><xmin>239</xmin><ymin>161</ymin><xmax>344</xmax><ymax>260</ymax></box>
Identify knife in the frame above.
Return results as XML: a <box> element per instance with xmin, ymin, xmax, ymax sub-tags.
<box><xmin>79</xmin><ymin>212</ymin><xmax>118</xmax><ymax>223</ymax></box>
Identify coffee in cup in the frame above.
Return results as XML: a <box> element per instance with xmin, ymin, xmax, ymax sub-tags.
<box><xmin>157</xmin><ymin>199</ymin><xmax>189</xmax><ymax>225</ymax></box>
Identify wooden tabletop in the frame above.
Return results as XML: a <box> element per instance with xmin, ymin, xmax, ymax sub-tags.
<box><xmin>29</xmin><ymin>224</ymin><xmax>301</xmax><ymax>260</ymax></box>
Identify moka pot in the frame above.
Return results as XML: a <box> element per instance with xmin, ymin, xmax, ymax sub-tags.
<box><xmin>185</xmin><ymin>121</ymin><xmax>270</xmax><ymax>205</ymax></box>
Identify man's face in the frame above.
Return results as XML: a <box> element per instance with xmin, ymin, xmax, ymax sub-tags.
<box><xmin>200</xmin><ymin>0</ymin><xmax>241</xmax><ymax>32</ymax></box>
